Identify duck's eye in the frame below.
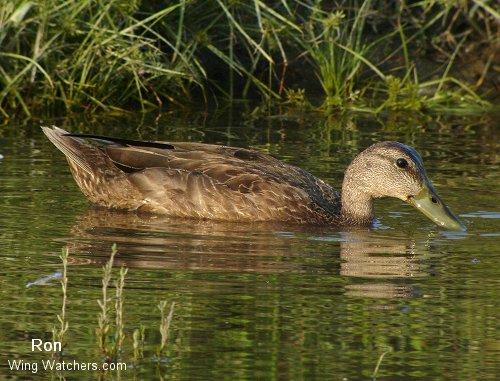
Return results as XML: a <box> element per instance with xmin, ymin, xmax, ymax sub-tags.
<box><xmin>396</xmin><ymin>158</ymin><xmax>408</xmax><ymax>169</ymax></box>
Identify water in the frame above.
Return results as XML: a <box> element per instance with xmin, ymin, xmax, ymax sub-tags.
<box><xmin>0</xmin><ymin>110</ymin><xmax>498</xmax><ymax>380</ymax></box>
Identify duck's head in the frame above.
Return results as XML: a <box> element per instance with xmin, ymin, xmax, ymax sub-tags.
<box><xmin>342</xmin><ymin>141</ymin><xmax>465</xmax><ymax>231</ymax></box>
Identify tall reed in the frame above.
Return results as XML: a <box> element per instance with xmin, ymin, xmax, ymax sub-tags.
<box><xmin>52</xmin><ymin>248</ymin><xmax>69</xmax><ymax>357</ymax></box>
<box><xmin>97</xmin><ymin>244</ymin><xmax>116</xmax><ymax>357</ymax></box>
<box><xmin>157</xmin><ymin>300</ymin><xmax>176</xmax><ymax>358</ymax></box>
<box><xmin>112</xmin><ymin>266</ymin><xmax>128</xmax><ymax>358</ymax></box>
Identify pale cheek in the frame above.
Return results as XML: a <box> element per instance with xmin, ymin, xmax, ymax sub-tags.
<box><xmin>403</xmin><ymin>175</ymin><xmax>422</xmax><ymax>196</ymax></box>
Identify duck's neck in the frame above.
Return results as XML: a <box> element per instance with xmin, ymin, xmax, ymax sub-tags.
<box><xmin>340</xmin><ymin>164</ymin><xmax>374</xmax><ymax>225</ymax></box>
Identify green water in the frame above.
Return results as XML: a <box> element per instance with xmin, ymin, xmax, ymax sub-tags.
<box><xmin>0</xmin><ymin>110</ymin><xmax>498</xmax><ymax>380</ymax></box>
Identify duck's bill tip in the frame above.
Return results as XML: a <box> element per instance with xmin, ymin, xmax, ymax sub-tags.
<box><xmin>407</xmin><ymin>187</ymin><xmax>466</xmax><ymax>231</ymax></box>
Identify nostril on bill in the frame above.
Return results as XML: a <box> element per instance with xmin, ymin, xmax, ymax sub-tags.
<box><xmin>431</xmin><ymin>196</ymin><xmax>438</xmax><ymax>204</ymax></box>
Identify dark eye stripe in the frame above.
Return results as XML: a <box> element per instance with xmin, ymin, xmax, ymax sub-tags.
<box><xmin>396</xmin><ymin>158</ymin><xmax>408</xmax><ymax>168</ymax></box>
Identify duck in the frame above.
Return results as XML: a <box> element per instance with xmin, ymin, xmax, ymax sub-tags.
<box><xmin>42</xmin><ymin>126</ymin><xmax>465</xmax><ymax>230</ymax></box>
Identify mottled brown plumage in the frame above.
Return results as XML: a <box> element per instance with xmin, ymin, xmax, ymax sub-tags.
<box><xmin>42</xmin><ymin>126</ymin><xmax>465</xmax><ymax>229</ymax></box>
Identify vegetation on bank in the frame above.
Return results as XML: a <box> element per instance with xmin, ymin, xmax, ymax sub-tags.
<box><xmin>0</xmin><ymin>0</ymin><xmax>498</xmax><ymax>118</ymax></box>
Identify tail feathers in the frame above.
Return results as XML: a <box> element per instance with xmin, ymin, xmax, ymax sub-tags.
<box><xmin>41</xmin><ymin>126</ymin><xmax>100</xmax><ymax>176</ymax></box>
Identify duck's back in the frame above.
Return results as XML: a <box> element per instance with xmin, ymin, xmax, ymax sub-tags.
<box><xmin>43</xmin><ymin>127</ymin><xmax>341</xmax><ymax>224</ymax></box>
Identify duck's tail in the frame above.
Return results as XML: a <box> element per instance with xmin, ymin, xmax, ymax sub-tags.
<box><xmin>42</xmin><ymin>126</ymin><xmax>140</xmax><ymax>209</ymax></box>
<box><xmin>42</xmin><ymin>126</ymin><xmax>105</xmax><ymax>176</ymax></box>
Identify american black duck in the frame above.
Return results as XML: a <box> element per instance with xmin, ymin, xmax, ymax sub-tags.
<box><xmin>42</xmin><ymin>126</ymin><xmax>465</xmax><ymax>230</ymax></box>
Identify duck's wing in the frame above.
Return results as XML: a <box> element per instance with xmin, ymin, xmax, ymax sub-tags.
<box><xmin>88</xmin><ymin>135</ymin><xmax>338</xmax><ymax>199</ymax></box>
<box><xmin>66</xmin><ymin>132</ymin><xmax>291</xmax><ymax>185</ymax></box>
<box><xmin>102</xmin><ymin>137</ymin><xmax>341</xmax><ymax>220</ymax></box>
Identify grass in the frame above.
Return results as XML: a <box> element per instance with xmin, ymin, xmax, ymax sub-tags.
<box><xmin>304</xmin><ymin>0</ymin><xmax>384</xmax><ymax>111</ymax></box>
<box><xmin>53</xmin><ymin>245</ymin><xmax>177</xmax><ymax>365</ymax></box>
<box><xmin>97</xmin><ymin>244</ymin><xmax>130</xmax><ymax>362</ymax></box>
<box><xmin>96</xmin><ymin>244</ymin><xmax>116</xmax><ymax>359</ymax></box>
<box><xmin>0</xmin><ymin>0</ymin><xmax>497</xmax><ymax>118</ymax></box>
<box><xmin>113</xmin><ymin>266</ymin><xmax>128</xmax><ymax>359</ymax></box>
<box><xmin>133</xmin><ymin>325</ymin><xmax>145</xmax><ymax>362</ymax></box>
<box><xmin>157</xmin><ymin>300</ymin><xmax>176</xmax><ymax>358</ymax></box>
<box><xmin>52</xmin><ymin>248</ymin><xmax>69</xmax><ymax>357</ymax></box>
<box><xmin>371</xmin><ymin>346</ymin><xmax>392</xmax><ymax>379</ymax></box>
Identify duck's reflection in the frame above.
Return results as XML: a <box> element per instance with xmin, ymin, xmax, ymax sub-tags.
<box><xmin>64</xmin><ymin>208</ymin><xmax>430</xmax><ymax>298</ymax></box>
<box><xmin>67</xmin><ymin>208</ymin><xmax>303</xmax><ymax>273</ymax></box>
<box><xmin>339</xmin><ymin>229</ymin><xmax>421</xmax><ymax>298</ymax></box>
